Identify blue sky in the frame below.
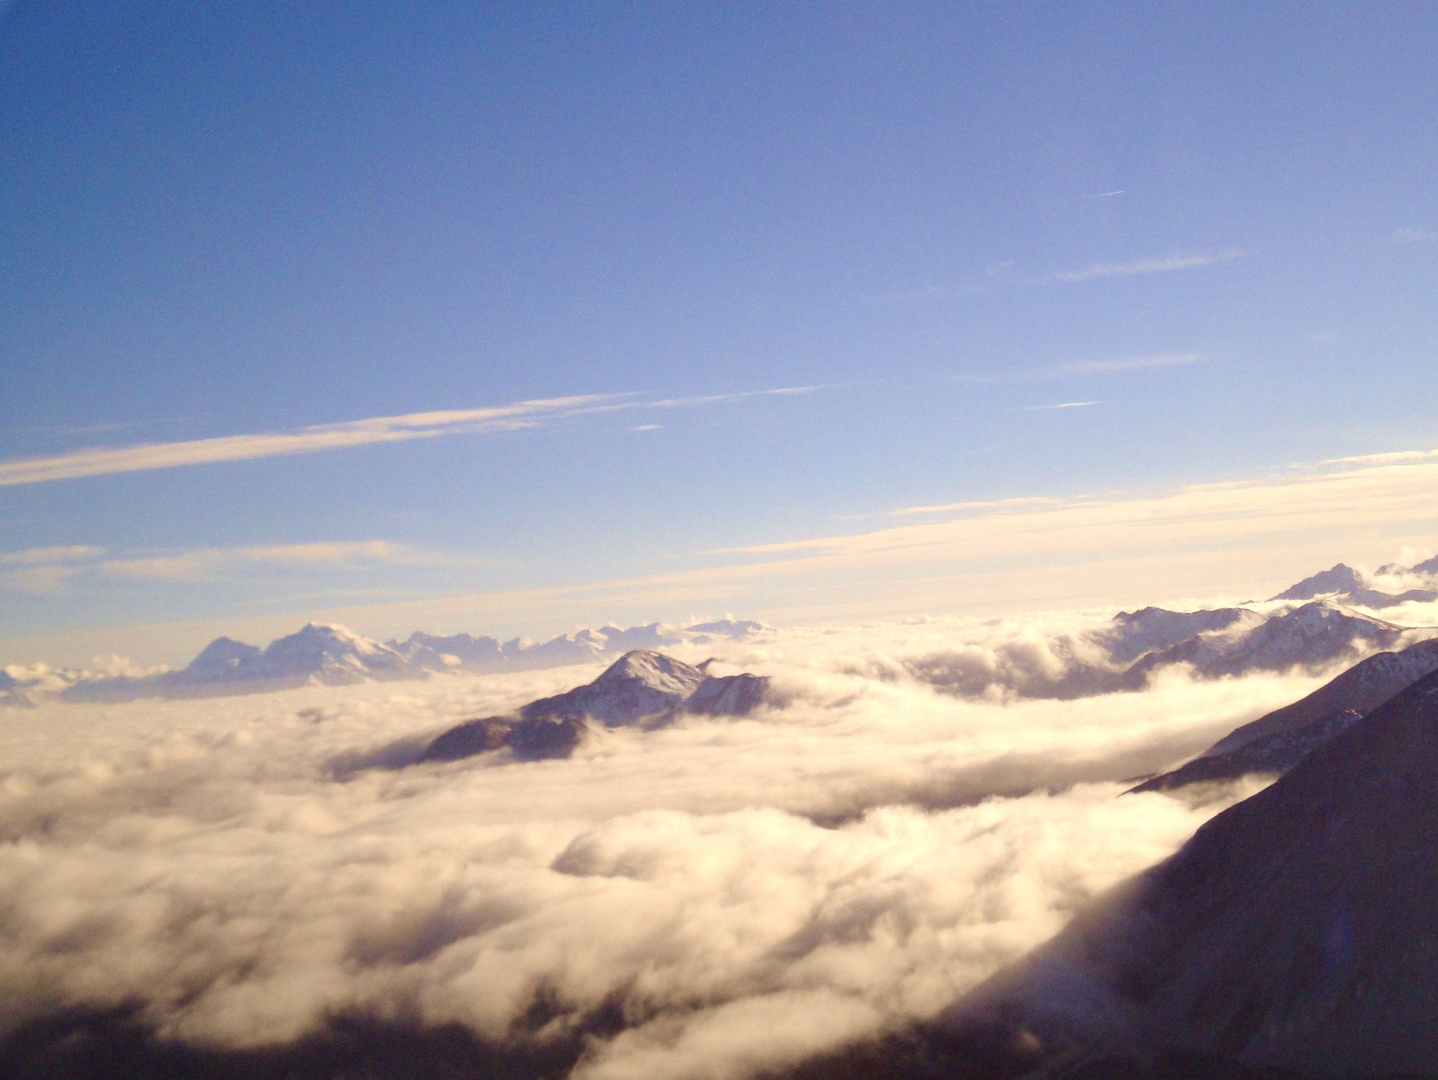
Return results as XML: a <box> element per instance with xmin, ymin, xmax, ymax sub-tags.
<box><xmin>4</xmin><ymin>2</ymin><xmax>1438</xmax><ymax>662</ymax></box>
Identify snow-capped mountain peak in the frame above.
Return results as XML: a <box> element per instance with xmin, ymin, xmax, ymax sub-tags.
<box><xmin>591</xmin><ymin>650</ymin><xmax>709</xmax><ymax>695</ymax></box>
<box><xmin>1269</xmin><ymin>561</ymin><xmax>1367</xmax><ymax>601</ymax></box>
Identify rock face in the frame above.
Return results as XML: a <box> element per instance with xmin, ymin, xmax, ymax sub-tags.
<box><xmin>1130</xmin><ymin>638</ymin><xmax>1438</xmax><ymax>794</ymax></box>
<box><xmin>949</xmin><ymin>667</ymin><xmax>1438</xmax><ymax>1078</ymax></box>
<box><xmin>418</xmin><ymin>717</ymin><xmax>515</xmax><ymax>762</ymax></box>
<box><xmin>419</xmin><ymin>651</ymin><xmax>771</xmax><ymax>764</ymax></box>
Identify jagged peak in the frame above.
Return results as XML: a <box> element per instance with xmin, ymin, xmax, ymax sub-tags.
<box><xmin>1269</xmin><ymin>562</ymin><xmax>1368</xmax><ymax>601</ymax></box>
<box><xmin>594</xmin><ymin>650</ymin><xmax>706</xmax><ymax>691</ymax></box>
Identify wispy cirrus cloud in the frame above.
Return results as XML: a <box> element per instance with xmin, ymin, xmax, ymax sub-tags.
<box><xmin>1049</xmin><ymin>352</ymin><xmax>1202</xmax><ymax>377</ymax></box>
<box><xmin>1050</xmin><ymin>249</ymin><xmax>1243</xmax><ymax>283</ymax></box>
<box><xmin>99</xmin><ymin>540</ymin><xmax>467</xmax><ymax>582</ymax></box>
<box><xmin>955</xmin><ymin>351</ymin><xmax>1205</xmax><ymax>386</ymax></box>
<box><xmin>1321</xmin><ymin>448</ymin><xmax>1438</xmax><ymax>466</ymax></box>
<box><xmin>1027</xmin><ymin>401</ymin><xmax>1098</xmax><ymax>411</ymax></box>
<box><xmin>0</xmin><ymin>540</ymin><xmax>474</xmax><ymax>591</ymax></box>
<box><xmin>0</xmin><ymin>386</ymin><xmax>820</xmax><ymax>488</ymax></box>
<box><xmin>887</xmin><ymin>496</ymin><xmax>1067</xmax><ymax>518</ymax></box>
<box><xmin>0</xmin><ymin>544</ymin><xmax>107</xmax><ymax>565</ymax></box>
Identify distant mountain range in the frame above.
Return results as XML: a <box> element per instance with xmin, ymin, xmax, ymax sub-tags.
<box><xmin>1</xmin><ymin>619</ymin><xmax>768</xmax><ymax>707</ymax></box>
<box><xmin>6</xmin><ymin>555</ymin><xmax>1438</xmax><ymax>709</ymax></box>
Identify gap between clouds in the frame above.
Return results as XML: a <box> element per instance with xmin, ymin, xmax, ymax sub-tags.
<box><xmin>0</xmin><ymin>386</ymin><xmax>821</xmax><ymax>488</ymax></box>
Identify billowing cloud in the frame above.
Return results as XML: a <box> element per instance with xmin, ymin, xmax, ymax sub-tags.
<box><xmin>1050</xmin><ymin>249</ymin><xmax>1243</xmax><ymax>282</ymax></box>
<box><xmin>0</xmin><ymin>619</ymin><xmax>1320</xmax><ymax>1078</ymax></box>
<box><xmin>0</xmin><ymin>387</ymin><xmax>820</xmax><ymax>488</ymax></box>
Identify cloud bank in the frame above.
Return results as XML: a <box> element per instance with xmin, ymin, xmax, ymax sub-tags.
<box><xmin>0</xmin><ymin>620</ymin><xmax>1326</xmax><ymax>1079</ymax></box>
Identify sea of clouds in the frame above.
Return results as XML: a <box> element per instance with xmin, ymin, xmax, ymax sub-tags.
<box><xmin>0</xmin><ymin>617</ymin><xmax>1336</xmax><ymax>1079</ymax></box>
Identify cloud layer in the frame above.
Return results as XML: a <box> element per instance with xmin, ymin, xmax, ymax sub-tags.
<box><xmin>0</xmin><ymin>619</ymin><xmax>1325</xmax><ymax>1079</ymax></box>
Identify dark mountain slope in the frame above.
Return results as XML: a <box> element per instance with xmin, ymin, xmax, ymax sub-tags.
<box><xmin>419</xmin><ymin>651</ymin><xmax>771</xmax><ymax>764</ymax></box>
<box><xmin>949</xmin><ymin>666</ymin><xmax>1438</xmax><ymax>1078</ymax></box>
<box><xmin>1130</xmin><ymin>638</ymin><xmax>1438</xmax><ymax>793</ymax></box>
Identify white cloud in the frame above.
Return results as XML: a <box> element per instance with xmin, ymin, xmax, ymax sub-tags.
<box><xmin>99</xmin><ymin>540</ymin><xmax>459</xmax><ymax>582</ymax></box>
<box><xmin>0</xmin><ymin>547</ymin><xmax>107</xmax><ymax>594</ymax></box>
<box><xmin>1050</xmin><ymin>249</ymin><xmax>1242</xmax><ymax>282</ymax></box>
<box><xmin>0</xmin><ymin>540</ymin><xmax>470</xmax><ymax>592</ymax></box>
<box><xmin>0</xmin><ymin>622</ymin><xmax>1318</xmax><ymax>1077</ymax></box>
<box><xmin>1393</xmin><ymin>227</ymin><xmax>1435</xmax><ymax>243</ymax></box>
<box><xmin>1048</xmin><ymin>352</ymin><xmax>1203</xmax><ymax>376</ymax></box>
<box><xmin>1027</xmin><ymin>401</ymin><xmax>1098</xmax><ymax>410</ymax></box>
<box><xmin>954</xmin><ymin>352</ymin><xmax>1206</xmax><ymax>385</ymax></box>
<box><xmin>0</xmin><ymin>545</ymin><xmax>106</xmax><ymax>565</ymax></box>
<box><xmin>1321</xmin><ymin>448</ymin><xmax>1438</xmax><ymax>465</ymax></box>
<box><xmin>2</xmin><ymin>564</ymin><xmax>81</xmax><ymax>595</ymax></box>
<box><xmin>0</xmin><ymin>387</ymin><xmax>821</xmax><ymax>488</ymax></box>
<box><xmin>888</xmin><ymin>496</ymin><xmax>1066</xmax><ymax>519</ymax></box>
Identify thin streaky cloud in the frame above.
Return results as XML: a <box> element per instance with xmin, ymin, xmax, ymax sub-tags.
<box><xmin>1392</xmin><ymin>227</ymin><xmax>1435</xmax><ymax>243</ymax></box>
<box><xmin>0</xmin><ymin>386</ymin><xmax>823</xmax><ymax>488</ymax></box>
<box><xmin>1051</xmin><ymin>352</ymin><xmax>1203</xmax><ymax>376</ymax></box>
<box><xmin>1028</xmin><ymin>401</ymin><xmax>1098</xmax><ymax>411</ymax></box>
<box><xmin>1088</xmin><ymin>190</ymin><xmax>1125</xmax><ymax>198</ymax></box>
<box><xmin>647</xmin><ymin>385</ymin><xmax>821</xmax><ymax>408</ymax></box>
<box><xmin>100</xmin><ymin>540</ymin><xmax>464</xmax><ymax>582</ymax></box>
<box><xmin>889</xmin><ymin>496</ymin><xmax>1065</xmax><ymax>518</ymax></box>
<box><xmin>0</xmin><ymin>544</ymin><xmax>107</xmax><ymax>565</ymax></box>
<box><xmin>1</xmin><ymin>540</ymin><xmax>475</xmax><ymax>591</ymax></box>
<box><xmin>1321</xmin><ymin>449</ymin><xmax>1438</xmax><ymax>466</ymax></box>
<box><xmin>1051</xmin><ymin>249</ymin><xmax>1243</xmax><ymax>282</ymax></box>
<box><xmin>953</xmin><ymin>352</ymin><xmax>1205</xmax><ymax>385</ymax></box>
<box><xmin>0</xmin><ymin>395</ymin><xmax>631</xmax><ymax>488</ymax></box>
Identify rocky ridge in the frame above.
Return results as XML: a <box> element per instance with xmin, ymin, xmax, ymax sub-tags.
<box><xmin>419</xmin><ymin>650</ymin><xmax>771</xmax><ymax>763</ymax></box>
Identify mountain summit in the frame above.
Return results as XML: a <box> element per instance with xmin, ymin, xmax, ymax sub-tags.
<box><xmin>420</xmin><ymin>650</ymin><xmax>770</xmax><ymax>764</ymax></box>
